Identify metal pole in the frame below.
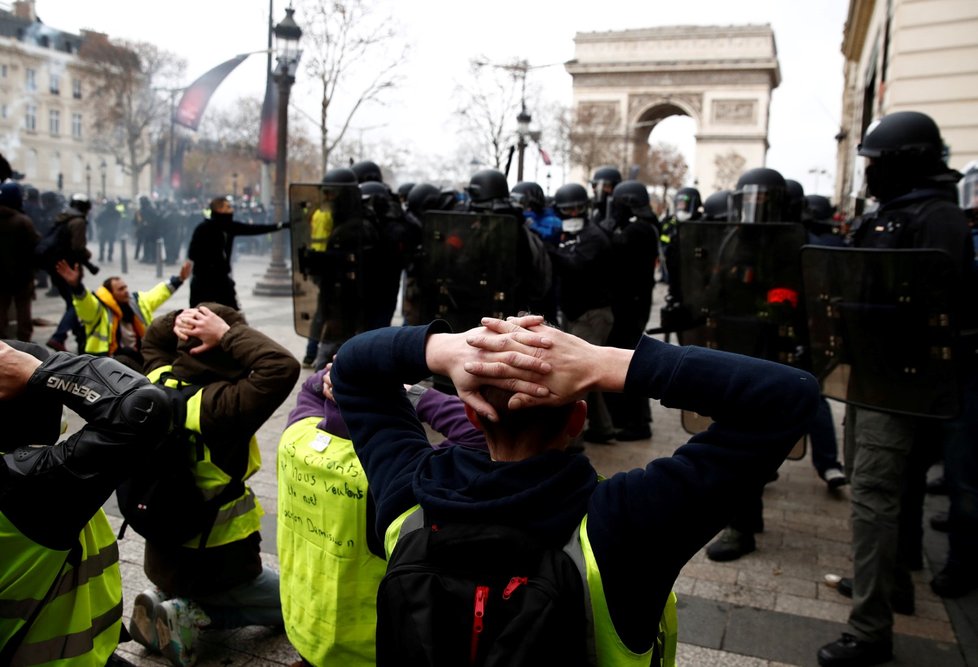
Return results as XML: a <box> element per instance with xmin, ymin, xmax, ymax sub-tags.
<box><xmin>253</xmin><ymin>64</ymin><xmax>293</xmax><ymax>296</ymax></box>
<box><xmin>156</xmin><ymin>238</ymin><xmax>164</xmax><ymax>278</ymax></box>
<box><xmin>119</xmin><ymin>237</ymin><xmax>128</xmax><ymax>274</ymax></box>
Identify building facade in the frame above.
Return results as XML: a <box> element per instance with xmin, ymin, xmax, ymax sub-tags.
<box><xmin>836</xmin><ymin>0</ymin><xmax>978</xmax><ymax>213</ymax></box>
<box><xmin>0</xmin><ymin>0</ymin><xmax>147</xmax><ymax>198</ymax></box>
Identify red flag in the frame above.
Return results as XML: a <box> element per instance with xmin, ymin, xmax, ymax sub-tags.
<box><xmin>174</xmin><ymin>54</ymin><xmax>249</xmax><ymax>130</ymax></box>
<box><xmin>257</xmin><ymin>77</ymin><xmax>278</xmax><ymax>164</ymax></box>
<box><xmin>170</xmin><ymin>136</ymin><xmax>188</xmax><ymax>190</ymax></box>
<box><xmin>538</xmin><ymin>146</ymin><xmax>552</xmax><ymax>166</ymax></box>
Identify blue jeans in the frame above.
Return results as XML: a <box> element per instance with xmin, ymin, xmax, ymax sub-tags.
<box><xmin>194</xmin><ymin>565</ymin><xmax>282</xmax><ymax>629</ymax></box>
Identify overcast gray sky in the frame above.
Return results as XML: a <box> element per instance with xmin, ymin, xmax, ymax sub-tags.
<box><xmin>38</xmin><ymin>0</ymin><xmax>850</xmax><ymax>196</ymax></box>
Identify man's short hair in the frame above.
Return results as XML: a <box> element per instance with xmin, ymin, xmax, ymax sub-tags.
<box><xmin>210</xmin><ymin>196</ymin><xmax>230</xmax><ymax>211</ymax></box>
<box><xmin>102</xmin><ymin>276</ymin><xmax>122</xmax><ymax>292</ymax></box>
<box><xmin>477</xmin><ymin>386</ymin><xmax>574</xmax><ymax>443</ymax></box>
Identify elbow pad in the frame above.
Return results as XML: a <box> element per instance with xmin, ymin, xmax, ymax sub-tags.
<box><xmin>28</xmin><ymin>353</ymin><xmax>170</xmax><ymax>431</ymax></box>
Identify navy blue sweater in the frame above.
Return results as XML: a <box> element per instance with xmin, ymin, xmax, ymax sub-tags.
<box><xmin>331</xmin><ymin>323</ymin><xmax>820</xmax><ymax>653</ymax></box>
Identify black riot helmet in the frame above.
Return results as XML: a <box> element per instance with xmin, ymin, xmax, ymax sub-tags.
<box><xmin>396</xmin><ymin>182</ymin><xmax>415</xmax><ymax>203</ymax></box>
<box><xmin>731</xmin><ymin>168</ymin><xmax>786</xmax><ymax>223</ymax></box>
<box><xmin>359</xmin><ymin>181</ymin><xmax>393</xmax><ymax>219</ymax></box>
<box><xmin>406</xmin><ymin>183</ymin><xmax>441</xmax><ymax>216</ymax></box>
<box><xmin>466</xmin><ymin>169</ymin><xmax>510</xmax><ymax>208</ymax></box>
<box><xmin>590</xmin><ymin>165</ymin><xmax>622</xmax><ymax>205</ymax></box>
<box><xmin>702</xmin><ymin>190</ymin><xmax>732</xmax><ymax>221</ymax></box>
<box><xmin>511</xmin><ymin>181</ymin><xmax>546</xmax><ymax>213</ymax></box>
<box><xmin>673</xmin><ymin>187</ymin><xmax>702</xmax><ymax>222</ymax></box>
<box><xmin>858</xmin><ymin>111</ymin><xmax>952</xmax><ymax>203</ymax></box>
<box><xmin>784</xmin><ymin>179</ymin><xmax>805</xmax><ymax>223</ymax></box>
<box><xmin>69</xmin><ymin>193</ymin><xmax>92</xmax><ymax>215</ymax></box>
<box><xmin>805</xmin><ymin>194</ymin><xmax>836</xmax><ymax>223</ymax></box>
<box><xmin>322</xmin><ymin>167</ymin><xmax>358</xmax><ymax>185</ymax></box>
<box><xmin>610</xmin><ymin>180</ymin><xmax>655</xmax><ymax>224</ymax></box>
<box><xmin>553</xmin><ymin>183</ymin><xmax>589</xmax><ymax>220</ymax></box>
<box><xmin>351</xmin><ymin>160</ymin><xmax>383</xmax><ymax>184</ymax></box>
<box><xmin>857</xmin><ymin>111</ymin><xmax>945</xmax><ymax>161</ymax></box>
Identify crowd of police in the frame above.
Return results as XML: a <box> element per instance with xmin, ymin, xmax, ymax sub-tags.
<box><xmin>1</xmin><ymin>108</ymin><xmax>977</xmax><ymax>667</ymax></box>
<box><xmin>289</xmin><ymin>110</ymin><xmax>978</xmax><ymax>667</ymax></box>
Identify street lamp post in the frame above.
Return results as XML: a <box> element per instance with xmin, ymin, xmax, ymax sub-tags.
<box><xmin>85</xmin><ymin>164</ymin><xmax>91</xmax><ymax>198</ymax></box>
<box><xmin>516</xmin><ymin>108</ymin><xmax>531</xmax><ymax>182</ymax></box>
<box><xmin>99</xmin><ymin>160</ymin><xmax>107</xmax><ymax>199</ymax></box>
<box><xmin>254</xmin><ymin>6</ymin><xmax>302</xmax><ymax>297</ymax></box>
<box><xmin>232</xmin><ymin>172</ymin><xmax>238</xmax><ymax>200</ymax></box>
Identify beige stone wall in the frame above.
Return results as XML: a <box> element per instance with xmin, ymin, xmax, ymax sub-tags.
<box><xmin>837</xmin><ymin>0</ymin><xmax>978</xmax><ymax>211</ymax></box>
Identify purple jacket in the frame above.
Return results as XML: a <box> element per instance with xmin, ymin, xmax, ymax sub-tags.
<box><xmin>287</xmin><ymin>369</ymin><xmax>486</xmax><ymax>450</ymax></box>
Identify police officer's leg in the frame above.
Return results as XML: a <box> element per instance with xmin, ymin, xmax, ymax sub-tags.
<box><xmin>847</xmin><ymin>406</ymin><xmax>916</xmax><ymax>643</ymax></box>
<box><xmin>934</xmin><ymin>372</ymin><xmax>978</xmax><ymax>595</ymax></box>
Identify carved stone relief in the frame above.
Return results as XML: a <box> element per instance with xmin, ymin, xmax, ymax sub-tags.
<box><xmin>711</xmin><ymin>99</ymin><xmax>757</xmax><ymax>125</ymax></box>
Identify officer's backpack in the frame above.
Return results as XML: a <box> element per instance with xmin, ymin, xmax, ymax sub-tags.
<box><xmin>376</xmin><ymin>510</ymin><xmax>592</xmax><ymax>667</ymax></box>
<box><xmin>115</xmin><ymin>372</ymin><xmax>243</xmax><ymax>547</ymax></box>
<box><xmin>33</xmin><ymin>218</ymin><xmax>70</xmax><ymax>267</ymax></box>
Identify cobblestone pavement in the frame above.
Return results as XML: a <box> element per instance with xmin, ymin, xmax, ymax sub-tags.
<box><xmin>21</xmin><ymin>243</ymin><xmax>976</xmax><ymax>667</ymax></box>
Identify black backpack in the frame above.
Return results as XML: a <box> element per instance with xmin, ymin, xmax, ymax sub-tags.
<box><xmin>116</xmin><ymin>373</ymin><xmax>244</xmax><ymax>547</ymax></box>
<box><xmin>34</xmin><ymin>218</ymin><xmax>70</xmax><ymax>267</ymax></box>
<box><xmin>376</xmin><ymin>509</ymin><xmax>593</xmax><ymax>667</ymax></box>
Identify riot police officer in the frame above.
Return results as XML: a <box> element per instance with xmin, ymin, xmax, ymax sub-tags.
<box><xmin>464</xmin><ymin>169</ymin><xmax>552</xmax><ymax>316</ymax></box>
<box><xmin>589</xmin><ymin>165</ymin><xmax>622</xmax><ymax>225</ymax></box>
<box><xmin>818</xmin><ymin>111</ymin><xmax>974</xmax><ymax>667</ymax></box>
<box><xmin>601</xmin><ymin>179</ymin><xmax>658</xmax><ymax>440</ymax></box>
<box><xmin>548</xmin><ymin>182</ymin><xmax>616</xmax><ymax>444</ymax></box>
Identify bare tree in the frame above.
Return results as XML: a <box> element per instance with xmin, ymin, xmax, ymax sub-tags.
<box><xmin>80</xmin><ymin>35</ymin><xmax>185</xmax><ymax>197</ymax></box>
<box><xmin>562</xmin><ymin>102</ymin><xmax>625</xmax><ymax>179</ymax></box>
<box><xmin>640</xmin><ymin>143</ymin><xmax>688</xmax><ymax>190</ymax></box>
<box><xmin>453</xmin><ymin>58</ymin><xmax>527</xmax><ymax>171</ymax></box>
<box><xmin>299</xmin><ymin>0</ymin><xmax>407</xmax><ymax>175</ymax></box>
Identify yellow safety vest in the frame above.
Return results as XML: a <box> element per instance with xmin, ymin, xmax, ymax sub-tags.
<box><xmin>73</xmin><ymin>281</ymin><xmax>174</xmax><ymax>356</ymax></box>
<box><xmin>0</xmin><ymin>510</ymin><xmax>122</xmax><ymax>666</ymax></box>
<box><xmin>385</xmin><ymin>508</ymin><xmax>678</xmax><ymax>667</ymax></box>
<box><xmin>276</xmin><ymin>417</ymin><xmax>386</xmax><ymax>666</ymax></box>
<box><xmin>147</xmin><ymin>366</ymin><xmax>264</xmax><ymax>549</ymax></box>
<box><xmin>310</xmin><ymin>208</ymin><xmax>333</xmax><ymax>252</ymax></box>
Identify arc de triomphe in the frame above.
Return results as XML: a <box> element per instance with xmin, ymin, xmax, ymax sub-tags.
<box><xmin>565</xmin><ymin>25</ymin><xmax>781</xmax><ymax>195</ymax></box>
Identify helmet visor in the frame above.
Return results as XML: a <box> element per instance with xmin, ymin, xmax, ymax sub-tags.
<box><xmin>731</xmin><ymin>185</ymin><xmax>784</xmax><ymax>223</ymax></box>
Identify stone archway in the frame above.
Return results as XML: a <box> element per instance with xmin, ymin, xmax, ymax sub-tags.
<box><xmin>565</xmin><ymin>24</ymin><xmax>780</xmax><ymax>194</ymax></box>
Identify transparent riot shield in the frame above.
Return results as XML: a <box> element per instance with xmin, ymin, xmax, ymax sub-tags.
<box><xmin>801</xmin><ymin>246</ymin><xmax>960</xmax><ymax>418</ymax></box>
<box><xmin>677</xmin><ymin>221</ymin><xmax>808</xmax><ymax>458</ymax></box>
<box><xmin>417</xmin><ymin>211</ymin><xmax>520</xmax><ymax>333</ymax></box>
<box><xmin>290</xmin><ymin>183</ymin><xmax>372</xmax><ymax>347</ymax></box>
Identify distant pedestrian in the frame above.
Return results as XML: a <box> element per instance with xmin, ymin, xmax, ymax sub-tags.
<box><xmin>0</xmin><ymin>182</ymin><xmax>40</xmax><ymax>341</ymax></box>
<box><xmin>186</xmin><ymin>197</ymin><xmax>288</xmax><ymax>309</ymax></box>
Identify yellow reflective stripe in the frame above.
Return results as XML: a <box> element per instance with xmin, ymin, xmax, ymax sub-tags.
<box><xmin>212</xmin><ymin>487</ymin><xmax>258</xmax><ymax>524</ymax></box>
<box><xmin>659</xmin><ymin>233</ymin><xmax>671</xmax><ymax>244</ymax></box>
<box><xmin>185</xmin><ymin>389</ymin><xmax>202</xmax><ymax>433</ymax></box>
<box><xmin>384</xmin><ymin>504</ymin><xmax>421</xmax><ymax>560</ymax></box>
<box><xmin>12</xmin><ymin>600</ymin><xmax>122</xmax><ymax>667</ymax></box>
<box><xmin>0</xmin><ymin>540</ymin><xmax>118</xmax><ymax>620</ymax></box>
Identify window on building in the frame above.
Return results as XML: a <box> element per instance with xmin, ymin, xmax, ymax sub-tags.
<box><xmin>49</xmin><ymin>109</ymin><xmax>60</xmax><ymax>136</ymax></box>
<box><xmin>72</xmin><ymin>112</ymin><xmax>82</xmax><ymax>139</ymax></box>
<box><xmin>50</xmin><ymin>152</ymin><xmax>61</xmax><ymax>181</ymax></box>
<box><xmin>25</xmin><ymin>105</ymin><xmax>36</xmax><ymax>131</ymax></box>
<box><xmin>49</xmin><ymin>72</ymin><xmax>60</xmax><ymax>95</ymax></box>
<box><xmin>1</xmin><ymin>105</ymin><xmax>6</xmax><ymax>119</ymax></box>
<box><xmin>26</xmin><ymin>68</ymin><xmax>36</xmax><ymax>91</ymax></box>
<box><xmin>72</xmin><ymin>78</ymin><xmax>81</xmax><ymax>99</ymax></box>
<box><xmin>1</xmin><ymin>64</ymin><xmax>7</xmax><ymax>78</ymax></box>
